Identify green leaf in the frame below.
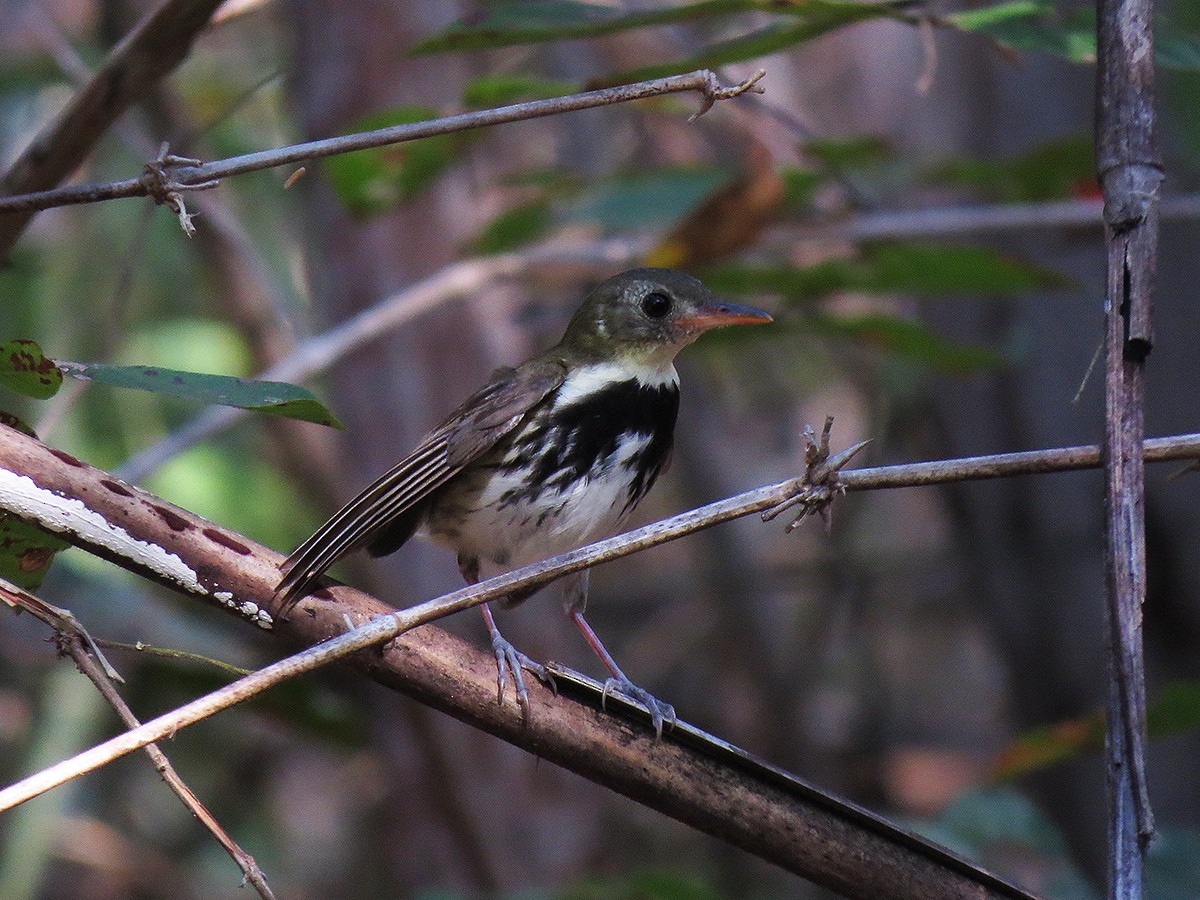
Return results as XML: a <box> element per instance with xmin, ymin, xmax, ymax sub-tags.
<box><xmin>324</xmin><ymin>106</ymin><xmax>467</xmax><ymax>216</ymax></box>
<box><xmin>994</xmin><ymin>681</ymin><xmax>1200</xmax><ymax>781</ymax></box>
<box><xmin>949</xmin><ymin>2</ymin><xmax>1200</xmax><ymax>70</ymax></box>
<box><xmin>470</xmin><ymin>199</ymin><xmax>556</xmax><ymax>254</ymax></box>
<box><xmin>704</xmin><ymin>243</ymin><xmax>1066</xmax><ymax>301</ymax></box>
<box><xmin>926</xmin><ymin>134</ymin><xmax>1097</xmax><ymax>203</ymax></box>
<box><xmin>565</xmin><ymin>167</ymin><xmax>733</xmax><ymax>233</ymax></box>
<box><xmin>865</xmin><ymin>242</ymin><xmax>1068</xmax><ymax>295</ymax></box>
<box><xmin>0</xmin><ymin>340</ymin><xmax>63</xmax><ymax>399</ymax></box>
<box><xmin>593</xmin><ymin>4</ymin><xmax>900</xmax><ymax>88</ymax></box>
<box><xmin>462</xmin><ymin>73</ymin><xmax>578</xmax><ymax>108</ymax></box>
<box><xmin>813</xmin><ymin>312</ymin><xmax>1007</xmax><ymax>374</ymax></box>
<box><xmin>0</xmin><ymin>515</ymin><xmax>69</xmax><ymax>592</ymax></box>
<box><xmin>57</xmin><ymin>362</ymin><xmax>343</xmax><ymax>428</ymax></box>
<box><xmin>412</xmin><ymin>0</ymin><xmax>744</xmax><ymax>54</ymax></box>
<box><xmin>803</xmin><ymin>135</ymin><xmax>893</xmax><ymax>171</ymax></box>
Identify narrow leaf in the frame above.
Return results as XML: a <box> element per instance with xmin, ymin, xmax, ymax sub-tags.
<box><xmin>57</xmin><ymin>362</ymin><xmax>343</xmax><ymax>428</ymax></box>
<box><xmin>411</xmin><ymin>0</ymin><xmax>745</xmax><ymax>54</ymax></box>
<box><xmin>565</xmin><ymin>167</ymin><xmax>733</xmax><ymax>233</ymax></box>
<box><xmin>0</xmin><ymin>339</ymin><xmax>63</xmax><ymax>399</ymax></box>
<box><xmin>813</xmin><ymin>312</ymin><xmax>1007</xmax><ymax>374</ymax></box>
<box><xmin>591</xmin><ymin>6</ymin><xmax>897</xmax><ymax>88</ymax></box>
<box><xmin>949</xmin><ymin>2</ymin><xmax>1200</xmax><ymax>70</ymax></box>
<box><xmin>324</xmin><ymin>106</ymin><xmax>467</xmax><ymax>216</ymax></box>
<box><xmin>461</xmin><ymin>73</ymin><xmax>576</xmax><ymax>108</ymax></box>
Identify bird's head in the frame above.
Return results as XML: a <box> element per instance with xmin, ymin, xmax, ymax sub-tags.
<box><xmin>559</xmin><ymin>268</ymin><xmax>772</xmax><ymax>366</ymax></box>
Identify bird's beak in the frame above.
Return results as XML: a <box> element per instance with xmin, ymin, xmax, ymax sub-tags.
<box><xmin>677</xmin><ymin>300</ymin><xmax>773</xmax><ymax>331</ymax></box>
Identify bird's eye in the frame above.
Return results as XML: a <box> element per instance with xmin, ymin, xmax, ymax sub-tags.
<box><xmin>641</xmin><ymin>291</ymin><xmax>673</xmax><ymax>319</ymax></box>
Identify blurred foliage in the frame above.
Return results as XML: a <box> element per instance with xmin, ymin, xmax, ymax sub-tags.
<box><xmin>923</xmin><ymin>788</ymin><xmax>1200</xmax><ymax>899</ymax></box>
<box><xmin>325</xmin><ymin>106</ymin><xmax>472</xmax><ymax>214</ymax></box>
<box><xmin>994</xmin><ymin>681</ymin><xmax>1200</xmax><ymax>781</ymax></box>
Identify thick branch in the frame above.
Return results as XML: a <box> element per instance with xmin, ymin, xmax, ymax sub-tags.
<box><xmin>0</xmin><ymin>0</ymin><xmax>226</xmax><ymax>259</ymax></box>
<box><xmin>0</xmin><ymin>423</ymin><xmax>1095</xmax><ymax>898</ymax></box>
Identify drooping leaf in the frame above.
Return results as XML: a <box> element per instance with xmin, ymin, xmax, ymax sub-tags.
<box><xmin>813</xmin><ymin>312</ymin><xmax>1008</xmax><ymax>374</ymax></box>
<box><xmin>704</xmin><ymin>243</ymin><xmax>1067</xmax><ymax>301</ymax></box>
<box><xmin>646</xmin><ymin>145</ymin><xmax>783</xmax><ymax>269</ymax></box>
<box><xmin>591</xmin><ymin>4</ymin><xmax>902</xmax><ymax>88</ymax></box>
<box><xmin>412</xmin><ymin>0</ymin><xmax>745</xmax><ymax>55</ymax></box>
<box><xmin>565</xmin><ymin>167</ymin><xmax>734</xmax><ymax>233</ymax></box>
<box><xmin>56</xmin><ymin>362</ymin><xmax>343</xmax><ymax>428</ymax></box>
<box><xmin>949</xmin><ymin>2</ymin><xmax>1200</xmax><ymax>70</ymax></box>
<box><xmin>324</xmin><ymin>106</ymin><xmax>467</xmax><ymax>216</ymax></box>
<box><xmin>462</xmin><ymin>73</ymin><xmax>577</xmax><ymax>108</ymax></box>
<box><xmin>469</xmin><ymin>198</ymin><xmax>556</xmax><ymax>254</ymax></box>
<box><xmin>0</xmin><ymin>340</ymin><xmax>63</xmax><ymax>399</ymax></box>
<box><xmin>926</xmin><ymin>134</ymin><xmax>1097</xmax><ymax>202</ymax></box>
<box><xmin>993</xmin><ymin>681</ymin><xmax>1200</xmax><ymax>780</ymax></box>
<box><xmin>0</xmin><ymin>516</ymin><xmax>69</xmax><ymax>592</ymax></box>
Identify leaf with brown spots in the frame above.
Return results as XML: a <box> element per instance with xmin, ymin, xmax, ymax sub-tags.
<box><xmin>0</xmin><ymin>515</ymin><xmax>68</xmax><ymax>591</ymax></box>
<box><xmin>0</xmin><ymin>340</ymin><xmax>63</xmax><ymax>400</ymax></box>
<box><xmin>54</xmin><ymin>361</ymin><xmax>344</xmax><ymax>428</ymax></box>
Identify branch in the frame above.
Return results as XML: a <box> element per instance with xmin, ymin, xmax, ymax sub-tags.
<box><xmin>0</xmin><ymin>0</ymin><xmax>227</xmax><ymax>260</ymax></box>
<box><xmin>0</xmin><ymin>70</ymin><xmax>765</xmax><ymax>224</ymax></box>
<box><xmin>0</xmin><ymin>422</ymin><xmax>1098</xmax><ymax>897</ymax></box>
<box><xmin>0</xmin><ymin>579</ymin><xmax>275</xmax><ymax>900</ymax></box>
<box><xmin>1096</xmin><ymin>0</ymin><xmax>1161</xmax><ymax>891</ymax></box>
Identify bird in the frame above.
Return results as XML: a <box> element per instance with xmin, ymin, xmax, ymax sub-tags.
<box><xmin>276</xmin><ymin>268</ymin><xmax>772</xmax><ymax>734</ymax></box>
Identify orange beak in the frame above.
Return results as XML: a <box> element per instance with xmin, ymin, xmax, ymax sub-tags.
<box><xmin>676</xmin><ymin>300</ymin><xmax>773</xmax><ymax>332</ymax></box>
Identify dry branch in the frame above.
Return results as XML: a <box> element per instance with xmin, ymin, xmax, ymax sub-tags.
<box><xmin>1096</xmin><ymin>0</ymin><xmax>1161</xmax><ymax>893</ymax></box>
<box><xmin>0</xmin><ymin>0</ymin><xmax>226</xmax><ymax>260</ymax></box>
<box><xmin>0</xmin><ymin>70</ymin><xmax>764</xmax><ymax>226</ymax></box>
<box><xmin>0</xmin><ymin>422</ymin><xmax>1121</xmax><ymax>897</ymax></box>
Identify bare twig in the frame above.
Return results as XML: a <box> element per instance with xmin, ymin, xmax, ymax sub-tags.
<box><xmin>0</xmin><ymin>70</ymin><xmax>765</xmax><ymax>220</ymax></box>
<box><xmin>0</xmin><ymin>0</ymin><xmax>227</xmax><ymax>259</ymax></box>
<box><xmin>0</xmin><ymin>579</ymin><xmax>275</xmax><ymax>899</ymax></box>
<box><xmin>1096</xmin><ymin>0</ymin><xmax>1161</xmax><ymax>891</ymax></box>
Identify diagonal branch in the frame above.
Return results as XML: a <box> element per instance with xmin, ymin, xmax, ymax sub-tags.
<box><xmin>0</xmin><ymin>579</ymin><xmax>275</xmax><ymax>900</ymax></box>
<box><xmin>0</xmin><ymin>421</ymin><xmax>1136</xmax><ymax>897</ymax></box>
<box><xmin>0</xmin><ymin>0</ymin><xmax>227</xmax><ymax>260</ymax></box>
<box><xmin>0</xmin><ymin>69</ymin><xmax>765</xmax><ymax>225</ymax></box>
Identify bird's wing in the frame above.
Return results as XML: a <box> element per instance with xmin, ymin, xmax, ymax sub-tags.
<box><xmin>276</xmin><ymin>358</ymin><xmax>566</xmax><ymax>609</ymax></box>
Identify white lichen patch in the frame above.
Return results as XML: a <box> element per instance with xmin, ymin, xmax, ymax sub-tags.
<box><xmin>0</xmin><ymin>469</ymin><xmax>272</xmax><ymax>629</ymax></box>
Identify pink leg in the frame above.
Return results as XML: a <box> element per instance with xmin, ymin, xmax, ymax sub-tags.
<box><xmin>570</xmin><ymin>609</ymin><xmax>676</xmax><ymax>738</ymax></box>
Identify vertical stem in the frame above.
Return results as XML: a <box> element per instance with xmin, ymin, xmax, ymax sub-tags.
<box><xmin>1095</xmin><ymin>0</ymin><xmax>1161</xmax><ymax>896</ymax></box>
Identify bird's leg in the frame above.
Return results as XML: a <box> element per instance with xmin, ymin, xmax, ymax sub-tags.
<box><xmin>564</xmin><ymin>571</ymin><xmax>676</xmax><ymax>738</ymax></box>
<box><xmin>478</xmin><ymin>602</ymin><xmax>549</xmax><ymax>718</ymax></box>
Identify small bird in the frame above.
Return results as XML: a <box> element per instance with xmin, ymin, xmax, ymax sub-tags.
<box><xmin>277</xmin><ymin>268</ymin><xmax>771</xmax><ymax>733</ymax></box>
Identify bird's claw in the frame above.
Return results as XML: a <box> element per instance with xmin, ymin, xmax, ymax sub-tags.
<box><xmin>601</xmin><ymin>677</ymin><xmax>677</xmax><ymax>739</ymax></box>
<box><xmin>491</xmin><ymin>634</ymin><xmax>553</xmax><ymax>720</ymax></box>
<box><xmin>763</xmin><ymin>417</ymin><xmax>870</xmax><ymax>533</ymax></box>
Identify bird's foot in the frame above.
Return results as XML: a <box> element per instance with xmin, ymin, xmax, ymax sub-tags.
<box><xmin>763</xmin><ymin>416</ymin><xmax>871</xmax><ymax>533</ymax></box>
<box><xmin>600</xmin><ymin>677</ymin><xmax>676</xmax><ymax>739</ymax></box>
<box><xmin>491</xmin><ymin>633</ymin><xmax>554</xmax><ymax>720</ymax></box>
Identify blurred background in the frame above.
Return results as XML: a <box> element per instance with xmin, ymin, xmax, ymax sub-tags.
<box><xmin>3</xmin><ymin>0</ymin><xmax>1200</xmax><ymax>896</ymax></box>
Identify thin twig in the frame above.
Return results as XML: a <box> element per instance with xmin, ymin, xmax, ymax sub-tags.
<box><xmin>0</xmin><ymin>579</ymin><xmax>275</xmax><ymax>899</ymax></box>
<box><xmin>0</xmin><ymin>0</ymin><xmax>227</xmax><ymax>259</ymax></box>
<box><xmin>0</xmin><ymin>70</ymin><xmax>765</xmax><ymax>219</ymax></box>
